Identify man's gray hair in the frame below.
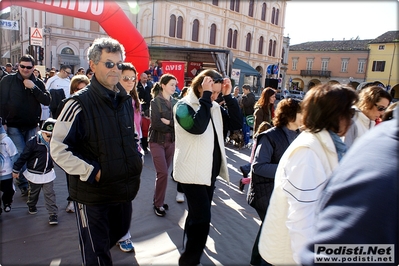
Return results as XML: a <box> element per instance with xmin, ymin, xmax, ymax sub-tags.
<box><xmin>87</xmin><ymin>37</ymin><xmax>126</xmax><ymax>64</ymax></box>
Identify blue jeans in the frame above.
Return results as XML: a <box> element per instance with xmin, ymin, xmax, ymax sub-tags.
<box><xmin>242</xmin><ymin>116</ymin><xmax>251</xmax><ymax>145</ymax></box>
<box><xmin>7</xmin><ymin>126</ymin><xmax>37</xmax><ymax>191</ymax></box>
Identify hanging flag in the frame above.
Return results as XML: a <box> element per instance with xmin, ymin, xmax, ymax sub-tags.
<box><xmin>273</xmin><ymin>64</ymin><xmax>279</xmax><ymax>74</ymax></box>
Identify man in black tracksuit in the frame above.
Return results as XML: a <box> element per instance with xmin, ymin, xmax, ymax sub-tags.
<box><xmin>50</xmin><ymin>38</ymin><xmax>143</xmax><ymax>266</ymax></box>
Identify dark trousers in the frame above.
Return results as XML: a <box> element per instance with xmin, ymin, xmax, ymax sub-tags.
<box><xmin>141</xmin><ymin>117</ymin><xmax>151</xmax><ymax>151</ymax></box>
<box><xmin>74</xmin><ymin>201</ymin><xmax>132</xmax><ymax>266</ymax></box>
<box><xmin>250</xmin><ymin>208</ymin><xmax>271</xmax><ymax>266</ymax></box>
<box><xmin>0</xmin><ymin>178</ymin><xmax>15</xmax><ymax>207</ymax></box>
<box><xmin>179</xmin><ymin>176</ymin><xmax>216</xmax><ymax>266</ymax></box>
<box><xmin>177</xmin><ymin>182</ymin><xmax>184</xmax><ymax>193</ymax></box>
<box><xmin>27</xmin><ymin>180</ymin><xmax>58</xmax><ymax>214</ymax></box>
<box><xmin>65</xmin><ymin>173</ymin><xmax>72</xmax><ymax>201</ymax></box>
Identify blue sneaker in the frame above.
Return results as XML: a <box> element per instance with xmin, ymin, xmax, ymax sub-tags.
<box><xmin>118</xmin><ymin>239</ymin><xmax>134</xmax><ymax>253</ymax></box>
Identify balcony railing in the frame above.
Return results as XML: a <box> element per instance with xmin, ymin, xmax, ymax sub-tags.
<box><xmin>300</xmin><ymin>70</ymin><xmax>331</xmax><ymax>78</ymax></box>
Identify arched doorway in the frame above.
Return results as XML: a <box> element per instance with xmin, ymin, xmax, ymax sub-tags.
<box><xmin>58</xmin><ymin>47</ymin><xmax>80</xmax><ymax>72</ymax></box>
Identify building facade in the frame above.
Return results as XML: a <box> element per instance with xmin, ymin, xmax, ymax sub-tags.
<box><xmin>1</xmin><ymin>5</ymin><xmax>110</xmax><ymax>73</ymax></box>
<box><xmin>285</xmin><ymin>39</ymin><xmax>370</xmax><ymax>92</ymax></box>
<box><xmin>366</xmin><ymin>31</ymin><xmax>399</xmax><ymax>99</ymax></box>
<box><xmin>1</xmin><ymin>0</ymin><xmax>287</xmax><ymax>89</ymax></box>
<box><xmin>135</xmin><ymin>0</ymin><xmax>287</xmax><ymax>90</ymax></box>
<box><xmin>285</xmin><ymin>31</ymin><xmax>399</xmax><ymax>100</ymax></box>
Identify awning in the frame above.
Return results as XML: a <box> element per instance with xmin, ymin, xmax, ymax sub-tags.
<box><xmin>58</xmin><ymin>54</ymin><xmax>80</xmax><ymax>65</ymax></box>
<box><xmin>2</xmin><ymin>50</ymin><xmax>10</xmax><ymax>58</ymax></box>
<box><xmin>232</xmin><ymin>58</ymin><xmax>261</xmax><ymax>77</ymax></box>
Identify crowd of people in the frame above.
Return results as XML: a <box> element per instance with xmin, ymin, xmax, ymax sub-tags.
<box><xmin>0</xmin><ymin>37</ymin><xmax>397</xmax><ymax>266</ymax></box>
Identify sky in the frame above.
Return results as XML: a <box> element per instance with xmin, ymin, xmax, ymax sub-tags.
<box><xmin>1</xmin><ymin>1</ymin><xmax>397</xmax><ymax>45</ymax></box>
<box><xmin>284</xmin><ymin>1</ymin><xmax>399</xmax><ymax>45</ymax></box>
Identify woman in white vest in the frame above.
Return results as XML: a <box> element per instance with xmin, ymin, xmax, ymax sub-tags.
<box><xmin>258</xmin><ymin>83</ymin><xmax>358</xmax><ymax>265</ymax></box>
<box><xmin>173</xmin><ymin>69</ymin><xmax>242</xmax><ymax>266</ymax></box>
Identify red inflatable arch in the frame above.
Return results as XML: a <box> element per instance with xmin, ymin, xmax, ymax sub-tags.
<box><xmin>0</xmin><ymin>0</ymin><xmax>149</xmax><ymax>74</ymax></box>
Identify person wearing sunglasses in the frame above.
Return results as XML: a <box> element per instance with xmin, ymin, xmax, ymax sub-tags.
<box><xmin>173</xmin><ymin>69</ymin><xmax>242</xmax><ymax>265</ymax></box>
<box><xmin>115</xmin><ymin>62</ymin><xmax>141</xmax><ymax>253</ymax></box>
<box><xmin>119</xmin><ymin>62</ymin><xmax>141</xmax><ymax>147</ymax></box>
<box><xmin>0</xmin><ymin>54</ymin><xmax>50</xmax><ymax>197</ymax></box>
<box><xmin>45</xmin><ymin>64</ymin><xmax>72</xmax><ymax>118</ymax></box>
<box><xmin>343</xmin><ymin>85</ymin><xmax>392</xmax><ymax>149</ymax></box>
<box><xmin>50</xmin><ymin>37</ymin><xmax>143</xmax><ymax>266</ymax></box>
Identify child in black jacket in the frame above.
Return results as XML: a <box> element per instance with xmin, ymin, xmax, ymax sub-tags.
<box><xmin>12</xmin><ymin>118</ymin><xmax>58</xmax><ymax>225</ymax></box>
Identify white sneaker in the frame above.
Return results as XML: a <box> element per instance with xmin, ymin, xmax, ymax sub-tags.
<box><xmin>176</xmin><ymin>192</ymin><xmax>185</xmax><ymax>203</ymax></box>
<box><xmin>66</xmin><ymin>201</ymin><xmax>75</xmax><ymax>213</ymax></box>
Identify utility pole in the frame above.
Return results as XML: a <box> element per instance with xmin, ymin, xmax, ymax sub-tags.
<box><xmin>34</xmin><ymin>21</ymin><xmax>38</xmax><ymax>62</ymax></box>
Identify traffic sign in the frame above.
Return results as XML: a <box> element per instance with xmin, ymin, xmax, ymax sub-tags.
<box><xmin>30</xmin><ymin>27</ymin><xmax>43</xmax><ymax>46</ymax></box>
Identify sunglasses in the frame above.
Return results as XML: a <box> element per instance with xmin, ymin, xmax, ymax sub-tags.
<box><xmin>374</xmin><ymin>104</ymin><xmax>387</xmax><ymax>112</ymax></box>
<box><xmin>213</xmin><ymin>77</ymin><xmax>224</xmax><ymax>84</ymax></box>
<box><xmin>100</xmin><ymin>61</ymin><xmax>123</xmax><ymax>70</ymax></box>
<box><xmin>64</xmin><ymin>70</ymin><xmax>72</xmax><ymax>75</ymax></box>
<box><xmin>45</xmin><ymin>134</ymin><xmax>52</xmax><ymax>138</ymax></box>
<box><xmin>20</xmin><ymin>65</ymin><xmax>33</xmax><ymax>70</ymax></box>
<box><xmin>122</xmin><ymin>76</ymin><xmax>136</xmax><ymax>82</ymax></box>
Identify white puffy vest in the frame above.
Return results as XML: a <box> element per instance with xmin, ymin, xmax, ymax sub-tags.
<box><xmin>173</xmin><ymin>91</ymin><xmax>229</xmax><ymax>186</ymax></box>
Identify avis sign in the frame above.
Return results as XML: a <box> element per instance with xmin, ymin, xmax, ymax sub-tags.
<box><xmin>30</xmin><ymin>27</ymin><xmax>43</xmax><ymax>46</ymax></box>
<box><xmin>0</xmin><ymin>19</ymin><xmax>19</xmax><ymax>30</ymax></box>
<box><xmin>161</xmin><ymin>61</ymin><xmax>185</xmax><ymax>87</ymax></box>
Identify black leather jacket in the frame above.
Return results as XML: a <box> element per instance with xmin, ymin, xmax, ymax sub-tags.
<box><xmin>0</xmin><ymin>72</ymin><xmax>50</xmax><ymax>130</ymax></box>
